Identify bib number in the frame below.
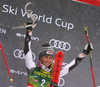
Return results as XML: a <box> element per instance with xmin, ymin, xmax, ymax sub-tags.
<box><xmin>41</xmin><ymin>79</ymin><xmax>46</xmax><ymax>87</ymax></box>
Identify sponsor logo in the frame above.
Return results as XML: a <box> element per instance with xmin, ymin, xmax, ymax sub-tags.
<box><xmin>16</xmin><ymin>33</ymin><xmax>39</xmax><ymax>41</ymax></box>
<box><xmin>10</xmin><ymin>69</ymin><xmax>28</xmax><ymax>76</ymax></box>
<box><xmin>13</xmin><ymin>49</ymin><xmax>36</xmax><ymax>60</ymax></box>
<box><xmin>46</xmin><ymin>51</ymin><xmax>53</xmax><ymax>55</ymax></box>
<box><xmin>49</xmin><ymin>39</ymin><xmax>71</xmax><ymax>51</ymax></box>
<box><xmin>33</xmin><ymin>79</ymin><xmax>38</xmax><ymax>82</ymax></box>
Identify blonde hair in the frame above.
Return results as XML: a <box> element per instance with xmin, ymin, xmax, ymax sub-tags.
<box><xmin>50</xmin><ymin>62</ymin><xmax>54</xmax><ymax>81</ymax></box>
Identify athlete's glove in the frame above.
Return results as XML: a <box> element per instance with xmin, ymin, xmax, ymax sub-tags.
<box><xmin>50</xmin><ymin>82</ymin><xmax>58</xmax><ymax>87</ymax></box>
<box><xmin>83</xmin><ymin>42</ymin><xmax>93</xmax><ymax>55</ymax></box>
<box><xmin>26</xmin><ymin>21</ymin><xmax>37</xmax><ymax>36</ymax></box>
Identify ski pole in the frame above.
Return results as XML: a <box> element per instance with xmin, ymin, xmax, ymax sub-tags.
<box><xmin>84</xmin><ymin>26</ymin><xmax>96</xmax><ymax>87</ymax></box>
<box><xmin>0</xmin><ymin>42</ymin><xmax>13</xmax><ymax>83</ymax></box>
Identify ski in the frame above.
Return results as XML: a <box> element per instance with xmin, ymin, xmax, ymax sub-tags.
<box><xmin>51</xmin><ymin>51</ymin><xmax>64</xmax><ymax>87</ymax></box>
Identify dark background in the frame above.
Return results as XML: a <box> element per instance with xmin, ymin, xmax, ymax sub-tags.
<box><xmin>0</xmin><ymin>0</ymin><xmax>100</xmax><ymax>87</ymax></box>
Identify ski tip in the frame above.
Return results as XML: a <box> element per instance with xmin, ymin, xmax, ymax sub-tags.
<box><xmin>56</xmin><ymin>51</ymin><xmax>64</xmax><ymax>58</ymax></box>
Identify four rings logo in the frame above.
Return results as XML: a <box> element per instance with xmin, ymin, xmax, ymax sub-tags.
<box><xmin>49</xmin><ymin>39</ymin><xmax>71</xmax><ymax>51</ymax></box>
<box><xmin>13</xmin><ymin>49</ymin><xmax>36</xmax><ymax>60</ymax></box>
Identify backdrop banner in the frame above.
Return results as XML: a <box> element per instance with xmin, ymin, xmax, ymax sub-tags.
<box><xmin>0</xmin><ymin>0</ymin><xmax>100</xmax><ymax>87</ymax></box>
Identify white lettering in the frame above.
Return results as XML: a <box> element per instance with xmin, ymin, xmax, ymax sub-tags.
<box><xmin>21</xmin><ymin>9</ymin><xmax>26</xmax><ymax>17</ymax></box>
<box><xmin>2</xmin><ymin>4</ymin><xmax>18</xmax><ymax>15</ymax></box>
<box><xmin>62</xmin><ymin>21</ymin><xmax>67</xmax><ymax>28</ymax></box>
<box><xmin>67</xmin><ymin>23</ymin><xmax>74</xmax><ymax>30</ymax></box>
<box><xmin>0</xmin><ymin>28</ymin><xmax>7</xmax><ymax>34</ymax></box>
<box><xmin>2</xmin><ymin>4</ymin><xmax>74</xmax><ymax>31</ymax></box>
<box><xmin>46</xmin><ymin>16</ymin><xmax>52</xmax><ymax>24</ymax></box>
<box><xmin>38</xmin><ymin>15</ymin><xmax>44</xmax><ymax>22</ymax></box>
<box><xmin>16</xmin><ymin>33</ymin><xmax>39</xmax><ymax>41</ymax></box>
<box><xmin>21</xmin><ymin>9</ymin><xmax>35</xmax><ymax>19</ymax></box>
<box><xmin>15</xmin><ymin>8</ymin><xmax>18</xmax><ymax>15</ymax></box>
<box><xmin>55</xmin><ymin>18</ymin><xmax>74</xmax><ymax>30</ymax></box>
<box><xmin>2</xmin><ymin>4</ymin><xmax>9</xmax><ymax>13</ymax></box>
<box><xmin>43</xmin><ymin>15</ymin><xmax>46</xmax><ymax>22</ymax></box>
<box><xmin>10</xmin><ymin>69</ymin><xmax>28</xmax><ymax>76</ymax></box>
<box><xmin>55</xmin><ymin>18</ymin><xmax>62</xmax><ymax>26</ymax></box>
<box><xmin>9</xmin><ymin>6</ymin><xmax>15</xmax><ymax>15</ymax></box>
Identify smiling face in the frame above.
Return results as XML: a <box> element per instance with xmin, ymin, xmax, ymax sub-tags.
<box><xmin>41</xmin><ymin>56</ymin><xmax>53</xmax><ymax>67</ymax></box>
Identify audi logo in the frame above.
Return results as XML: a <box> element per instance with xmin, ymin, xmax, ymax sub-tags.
<box><xmin>49</xmin><ymin>39</ymin><xmax>71</xmax><ymax>51</ymax></box>
<box><xmin>13</xmin><ymin>49</ymin><xmax>36</xmax><ymax>60</ymax></box>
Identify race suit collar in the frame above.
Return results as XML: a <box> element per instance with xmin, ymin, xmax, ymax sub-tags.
<box><xmin>42</xmin><ymin>64</ymin><xmax>51</xmax><ymax>72</ymax></box>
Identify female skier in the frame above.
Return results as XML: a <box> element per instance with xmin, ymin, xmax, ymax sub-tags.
<box><xmin>24</xmin><ymin>22</ymin><xmax>93</xmax><ymax>87</ymax></box>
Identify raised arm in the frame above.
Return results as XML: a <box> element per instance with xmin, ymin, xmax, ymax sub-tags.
<box><xmin>24</xmin><ymin>2</ymin><xmax>37</xmax><ymax>74</ymax></box>
<box><xmin>60</xmin><ymin>43</ymin><xmax>93</xmax><ymax>77</ymax></box>
<box><xmin>24</xmin><ymin>22</ymin><xmax>37</xmax><ymax>74</ymax></box>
